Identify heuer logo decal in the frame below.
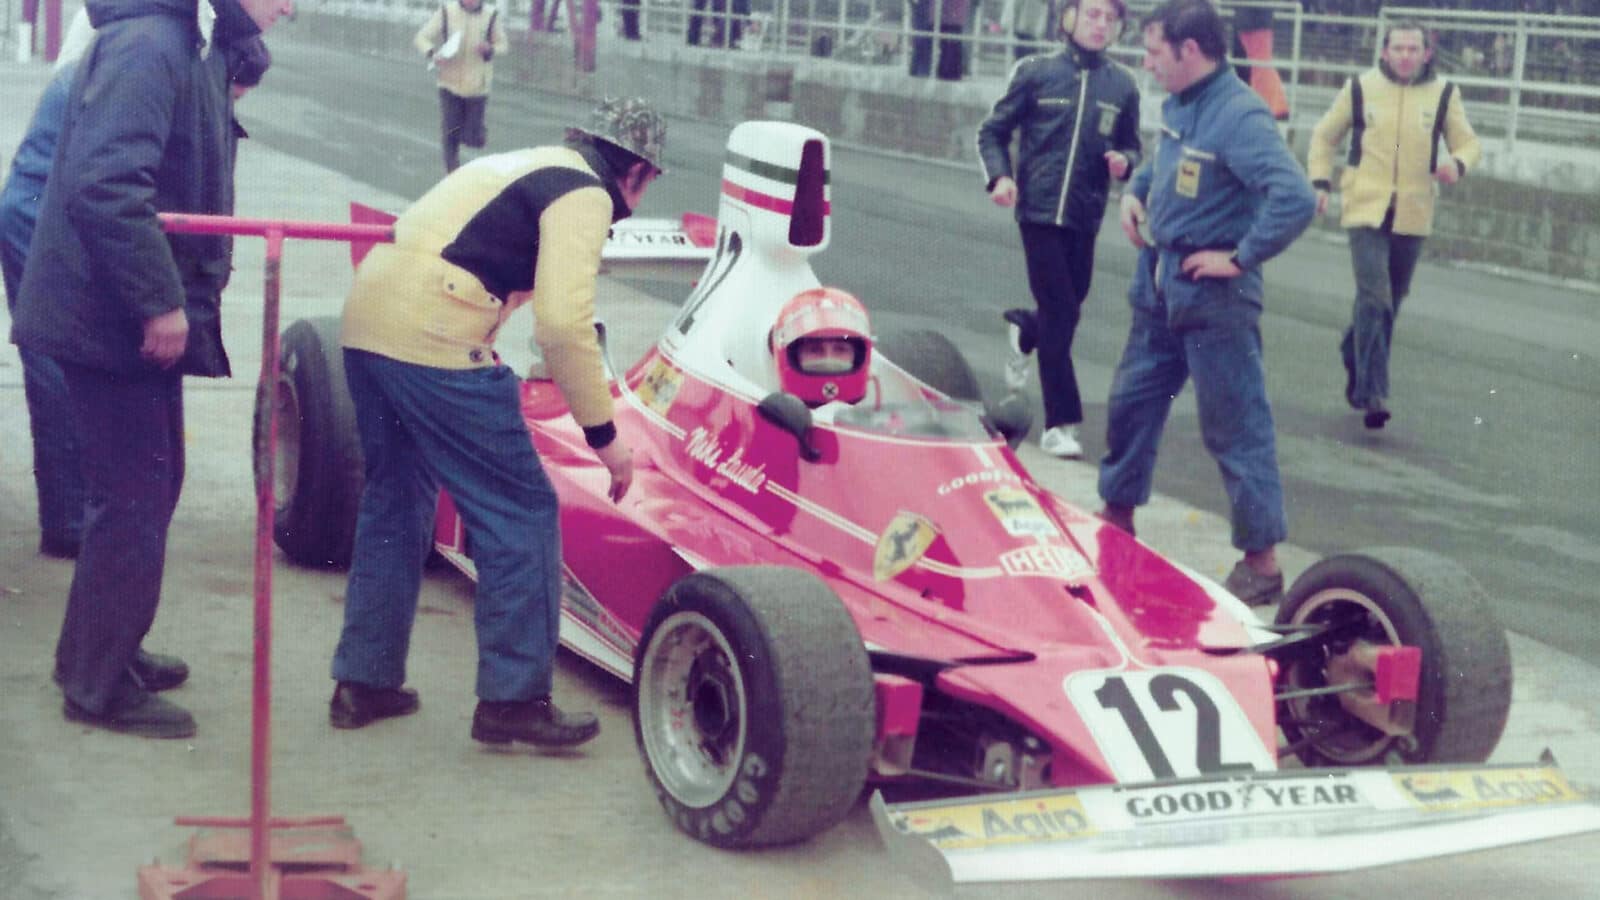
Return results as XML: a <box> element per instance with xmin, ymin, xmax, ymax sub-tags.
<box><xmin>1395</xmin><ymin>768</ymin><xmax>1582</xmax><ymax>812</ymax></box>
<box><xmin>983</xmin><ymin>487</ymin><xmax>1059</xmax><ymax>539</ymax></box>
<box><xmin>635</xmin><ymin>359</ymin><xmax>683</xmax><ymax>415</ymax></box>
<box><xmin>892</xmin><ymin>795</ymin><xmax>1096</xmax><ymax>850</ymax></box>
<box><xmin>999</xmin><ymin>544</ymin><xmax>1093</xmax><ymax>581</ymax></box>
<box><xmin>873</xmin><ymin>512</ymin><xmax>938</xmax><ymax>581</ymax></box>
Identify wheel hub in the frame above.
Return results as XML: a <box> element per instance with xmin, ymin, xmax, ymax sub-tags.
<box><xmin>637</xmin><ymin>611</ymin><xmax>749</xmax><ymax>808</ymax></box>
<box><xmin>1282</xmin><ymin>588</ymin><xmax>1406</xmax><ymax>764</ymax></box>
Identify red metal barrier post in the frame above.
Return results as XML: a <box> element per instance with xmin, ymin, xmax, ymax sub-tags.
<box><xmin>137</xmin><ymin>214</ymin><xmax>399</xmax><ymax>900</ymax></box>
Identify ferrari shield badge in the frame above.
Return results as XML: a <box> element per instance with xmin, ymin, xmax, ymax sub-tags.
<box><xmin>874</xmin><ymin>511</ymin><xmax>939</xmax><ymax>582</ymax></box>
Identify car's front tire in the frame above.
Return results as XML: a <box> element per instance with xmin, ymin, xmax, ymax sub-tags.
<box><xmin>1275</xmin><ymin>547</ymin><xmax>1511</xmax><ymax>766</ymax></box>
<box><xmin>632</xmin><ymin>566</ymin><xmax>875</xmax><ymax>848</ymax></box>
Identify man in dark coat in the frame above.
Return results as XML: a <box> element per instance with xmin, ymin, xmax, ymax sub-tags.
<box><xmin>10</xmin><ymin>0</ymin><xmax>293</xmax><ymax>739</ymax></box>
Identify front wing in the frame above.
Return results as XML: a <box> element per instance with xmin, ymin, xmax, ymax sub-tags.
<box><xmin>872</xmin><ymin>761</ymin><xmax>1600</xmax><ymax>885</ymax></box>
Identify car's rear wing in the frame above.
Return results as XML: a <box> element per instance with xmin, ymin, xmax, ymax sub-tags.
<box><xmin>871</xmin><ymin>760</ymin><xmax>1600</xmax><ymax>886</ymax></box>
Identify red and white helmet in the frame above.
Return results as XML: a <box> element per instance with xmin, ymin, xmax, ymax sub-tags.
<box><xmin>770</xmin><ymin>287</ymin><xmax>872</xmax><ymax>406</ymax></box>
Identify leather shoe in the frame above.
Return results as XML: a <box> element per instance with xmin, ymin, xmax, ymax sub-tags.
<box><xmin>471</xmin><ymin>697</ymin><xmax>599</xmax><ymax>748</ymax></box>
<box><xmin>329</xmin><ymin>682</ymin><xmax>421</xmax><ymax>729</ymax></box>
<box><xmin>130</xmin><ymin>649</ymin><xmax>189</xmax><ymax>692</ymax></box>
<box><xmin>1224</xmin><ymin>560</ymin><xmax>1285</xmax><ymax>607</ymax></box>
<box><xmin>1363</xmin><ymin>400</ymin><xmax>1391</xmax><ymax>430</ymax></box>
<box><xmin>1097</xmin><ymin>504</ymin><xmax>1137</xmax><ymax>538</ymax></box>
<box><xmin>64</xmin><ymin>692</ymin><xmax>196</xmax><ymax>739</ymax></box>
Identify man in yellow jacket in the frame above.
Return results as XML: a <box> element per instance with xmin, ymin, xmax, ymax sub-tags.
<box><xmin>328</xmin><ymin>99</ymin><xmax>665</xmax><ymax>750</ymax></box>
<box><xmin>415</xmin><ymin>0</ymin><xmax>509</xmax><ymax>172</ymax></box>
<box><xmin>1308</xmin><ymin>21</ymin><xmax>1480</xmax><ymax>429</ymax></box>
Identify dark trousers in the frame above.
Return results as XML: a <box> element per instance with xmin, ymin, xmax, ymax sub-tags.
<box><xmin>440</xmin><ymin>89</ymin><xmax>488</xmax><ymax>173</ymax></box>
<box><xmin>620</xmin><ymin>0</ymin><xmax>641</xmax><ymax>39</ymax></box>
<box><xmin>687</xmin><ymin>0</ymin><xmax>747</xmax><ymax>48</ymax></box>
<box><xmin>1</xmin><ymin>237</ymin><xmax>85</xmax><ymax>549</ymax></box>
<box><xmin>1340</xmin><ymin>225</ymin><xmax>1425</xmax><ymax>407</ymax></box>
<box><xmin>54</xmin><ymin>363</ymin><xmax>185</xmax><ymax>714</ymax></box>
<box><xmin>1019</xmin><ymin>222</ymin><xmax>1098</xmax><ymax>429</ymax></box>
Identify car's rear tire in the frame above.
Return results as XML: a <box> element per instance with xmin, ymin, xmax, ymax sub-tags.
<box><xmin>1275</xmin><ymin>548</ymin><xmax>1511</xmax><ymax>766</ymax></box>
<box><xmin>632</xmin><ymin>566</ymin><xmax>875</xmax><ymax>848</ymax></box>
<box><xmin>875</xmin><ymin>329</ymin><xmax>982</xmax><ymax>403</ymax></box>
<box><xmin>254</xmin><ymin>317</ymin><xmax>364</xmax><ymax>567</ymax></box>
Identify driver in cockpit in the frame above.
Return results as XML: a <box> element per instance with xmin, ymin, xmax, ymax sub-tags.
<box><xmin>769</xmin><ymin>287</ymin><xmax>873</xmax><ymax>407</ymax></box>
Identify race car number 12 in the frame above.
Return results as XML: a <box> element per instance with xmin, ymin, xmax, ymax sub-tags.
<box><xmin>1066</xmin><ymin>669</ymin><xmax>1275</xmax><ymax>783</ymax></box>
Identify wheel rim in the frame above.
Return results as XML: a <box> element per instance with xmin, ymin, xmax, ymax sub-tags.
<box><xmin>273</xmin><ymin>372</ymin><xmax>301</xmax><ymax>506</ymax></box>
<box><xmin>638</xmin><ymin>610</ymin><xmax>748</xmax><ymax>808</ymax></box>
<box><xmin>1283</xmin><ymin>587</ymin><xmax>1406</xmax><ymax>764</ymax></box>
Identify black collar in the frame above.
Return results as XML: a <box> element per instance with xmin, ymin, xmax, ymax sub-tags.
<box><xmin>1176</xmin><ymin>64</ymin><xmax>1228</xmax><ymax>105</ymax></box>
<box><xmin>1067</xmin><ymin>41</ymin><xmax>1105</xmax><ymax>69</ymax></box>
<box><xmin>573</xmin><ymin>142</ymin><xmax>633</xmax><ymax>222</ymax></box>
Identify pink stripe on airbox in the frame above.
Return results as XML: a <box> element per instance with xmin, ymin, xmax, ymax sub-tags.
<box><xmin>721</xmin><ymin>179</ymin><xmax>831</xmax><ymax>216</ymax></box>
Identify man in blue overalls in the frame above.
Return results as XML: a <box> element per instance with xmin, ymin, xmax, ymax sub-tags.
<box><xmin>1096</xmin><ymin>0</ymin><xmax>1315</xmax><ymax>607</ymax></box>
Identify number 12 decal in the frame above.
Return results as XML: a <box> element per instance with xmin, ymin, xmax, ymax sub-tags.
<box><xmin>1066</xmin><ymin>669</ymin><xmax>1275</xmax><ymax>783</ymax></box>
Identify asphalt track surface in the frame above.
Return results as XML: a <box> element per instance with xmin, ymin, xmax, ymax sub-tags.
<box><xmin>2</xmin><ymin>35</ymin><xmax>1599</xmax><ymax>898</ymax></box>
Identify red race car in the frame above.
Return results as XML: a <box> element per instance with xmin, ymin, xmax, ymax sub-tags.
<box><xmin>259</xmin><ymin>122</ymin><xmax>1600</xmax><ymax>883</ymax></box>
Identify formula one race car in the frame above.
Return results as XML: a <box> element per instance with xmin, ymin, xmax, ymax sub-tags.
<box><xmin>258</xmin><ymin>121</ymin><xmax>1600</xmax><ymax>884</ymax></box>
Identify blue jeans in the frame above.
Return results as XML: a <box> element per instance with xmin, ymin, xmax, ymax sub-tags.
<box><xmin>1098</xmin><ymin>300</ymin><xmax>1287</xmax><ymax>553</ymax></box>
<box><xmin>332</xmin><ymin>350</ymin><xmax>563</xmax><ymax>702</ymax></box>
<box><xmin>1</xmin><ymin>235</ymin><xmax>85</xmax><ymax>549</ymax></box>
<box><xmin>1340</xmin><ymin>226</ymin><xmax>1425</xmax><ymax>408</ymax></box>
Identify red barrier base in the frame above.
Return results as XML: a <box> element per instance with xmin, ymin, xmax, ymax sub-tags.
<box><xmin>136</xmin><ymin>821</ymin><xmax>406</xmax><ymax>900</ymax></box>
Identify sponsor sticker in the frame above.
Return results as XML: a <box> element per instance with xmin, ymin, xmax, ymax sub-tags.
<box><xmin>1118</xmin><ymin>775</ymin><xmax>1369</xmax><ymax>823</ymax></box>
<box><xmin>892</xmin><ymin>794</ymin><xmax>1097</xmax><ymax>850</ymax></box>
<box><xmin>873</xmin><ymin>511</ymin><xmax>939</xmax><ymax>581</ymax></box>
<box><xmin>1393</xmin><ymin>767</ymin><xmax>1583</xmax><ymax>812</ymax></box>
<box><xmin>1176</xmin><ymin>158</ymin><xmax>1202</xmax><ymax>198</ymax></box>
<box><xmin>983</xmin><ymin>487</ymin><xmax>1059</xmax><ymax>539</ymax></box>
<box><xmin>635</xmin><ymin>359</ymin><xmax>683</xmax><ymax>415</ymax></box>
<box><xmin>1098</xmin><ymin>103</ymin><xmax>1120</xmax><ymax>136</ymax></box>
<box><xmin>999</xmin><ymin>544</ymin><xmax>1093</xmax><ymax>581</ymax></box>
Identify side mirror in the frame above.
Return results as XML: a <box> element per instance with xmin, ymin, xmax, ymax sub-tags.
<box><xmin>984</xmin><ymin>393</ymin><xmax>1033</xmax><ymax>451</ymax></box>
<box><xmin>757</xmin><ymin>391</ymin><xmax>823</xmax><ymax>462</ymax></box>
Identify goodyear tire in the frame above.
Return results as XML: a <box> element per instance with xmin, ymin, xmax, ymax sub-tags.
<box><xmin>632</xmin><ymin>566</ymin><xmax>875</xmax><ymax>848</ymax></box>
<box><xmin>253</xmin><ymin>317</ymin><xmax>364</xmax><ymax>567</ymax></box>
<box><xmin>875</xmin><ymin>329</ymin><xmax>982</xmax><ymax>403</ymax></box>
<box><xmin>1275</xmin><ymin>548</ymin><xmax>1511</xmax><ymax>766</ymax></box>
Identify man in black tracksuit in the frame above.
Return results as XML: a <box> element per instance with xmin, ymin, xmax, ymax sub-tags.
<box><xmin>977</xmin><ymin>0</ymin><xmax>1140</xmax><ymax>459</ymax></box>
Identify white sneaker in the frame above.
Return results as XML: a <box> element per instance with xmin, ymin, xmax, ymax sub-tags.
<box><xmin>1039</xmin><ymin>425</ymin><xmax>1083</xmax><ymax>459</ymax></box>
<box><xmin>1003</xmin><ymin>356</ymin><xmax>1030</xmax><ymax>392</ymax></box>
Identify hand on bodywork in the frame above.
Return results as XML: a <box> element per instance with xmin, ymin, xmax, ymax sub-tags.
<box><xmin>596</xmin><ymin>439</ymin><xmax>633</xmax><ymax>502</ymax></box>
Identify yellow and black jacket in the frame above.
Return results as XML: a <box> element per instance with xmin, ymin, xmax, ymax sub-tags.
<box><xmin>414</xmin><ymin>0</ymin><xmax>509</xmax><ymax>98</ymax></box>
<box><xmin>1308</xmin><ymin>62</ymin><xmax>1481</xmax><ymax>237</ymax></box>
<box><xmin>342</xmin><ymin>145</ymin><xmax>625</xmax><ymax>430</ymax></box>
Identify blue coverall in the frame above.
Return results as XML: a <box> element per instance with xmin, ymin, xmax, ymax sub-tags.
<box><xmin>1097</xmin><ymin>67</ymin><xmax>1316</xmax><ymax>553</ymax></box>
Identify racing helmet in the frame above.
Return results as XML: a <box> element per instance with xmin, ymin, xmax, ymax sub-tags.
<box><xmin>565</xmin><ymin>97</ymin><xmax>668</xmax><ymax>174</ymax></box>
<box><xmin>770</xmin><ymin>288</ymin><xmax>872</xmax><ymax>406</ymax></box>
